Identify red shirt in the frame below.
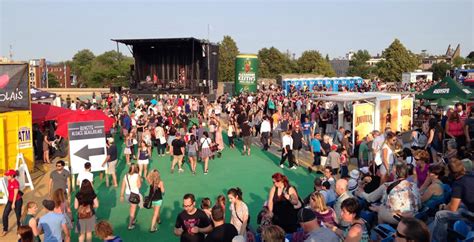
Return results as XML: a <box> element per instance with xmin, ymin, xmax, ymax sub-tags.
<box><xmin>7</xmin><ymin>179</ymin><xmax>21</xmax><ymax>202</ymax></box>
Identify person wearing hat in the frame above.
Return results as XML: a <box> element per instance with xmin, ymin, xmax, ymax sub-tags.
<box><xmin>327</xmin><ymin>145</ymin><xmax>341</xmax><ymax>176</ymax></box>
<box><xmin>348</xmin><ymin>170</ymin><xmax>360</xmax><ymax>194</ymax></box>
<box><xmin>1</xmin><ymin>170</ymin><xmax>22</xmax><ymax>236</ymax></box>
<box><xmin>297</xmin><ymin>208</ymin><xmax>339</xmax><ymax>242</ymax></box>
<box><xmin>101</xmin><ymin>137</ymin><xmax>118</xmax><ymax>187</ymax></box>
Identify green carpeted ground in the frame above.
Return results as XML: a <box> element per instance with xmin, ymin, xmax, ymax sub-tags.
<box><xmin>75</xmin><ymin>133</ymin><xmax>318</xmax><ymax>241</ymax></box>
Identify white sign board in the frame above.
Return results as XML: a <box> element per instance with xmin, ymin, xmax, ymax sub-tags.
<box><xmin>68</xmin><ymin>121</ymin><xmax>107</xmax><ymax>175</ymax></box>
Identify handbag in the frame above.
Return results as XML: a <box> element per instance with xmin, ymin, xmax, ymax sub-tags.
<box><xmin>126</xmin><ymin>174</ymin><xmax>140</xmax><ymax>204</ymax></box>
<box><xmin>210</xmin><ymin>144</ymin><xmax>219</xmax><ymax>152</ymax></box>
<box><xmin>144</xmin><ymin>186</ymin><xmax>157</xmax><ymax>209</ymax></box>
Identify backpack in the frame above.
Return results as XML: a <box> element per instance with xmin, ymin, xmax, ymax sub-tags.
<box><xmin>78</xmin><ymin>204</ymin><xmax>93</xmax><ymax>219</ymax></box>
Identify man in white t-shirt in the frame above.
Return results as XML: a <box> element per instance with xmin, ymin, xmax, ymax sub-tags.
<box><xmin>76</xmin><ymin>162</ymin><xmax>93</xmax><ymax>188</ymax></box>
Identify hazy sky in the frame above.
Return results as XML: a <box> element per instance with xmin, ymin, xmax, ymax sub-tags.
<box><xmin>1</xmin><ymin>0</ymin><xmax>473</xmax><ymax>62</ymax></box>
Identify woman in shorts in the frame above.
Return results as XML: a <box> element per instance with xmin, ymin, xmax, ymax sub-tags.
<box><xmin>137</xmin><ymin>141</ymin><xmax>150</xmax><ymax>178</ymax></box>
<box><xmin>186</xmin><ymin>135</ymin><xmax>199</xmax><ymax>175</ymax></box>
<box><xmin>200</xmin><ymin>132</ymin><xmax>213</xmax><ymax>175</ymax></box>
<box><xmin>146</xmin><ymin>170</ymin><xmax>165</xmax><ymax>232</ymax></box>
<box><xmin>120</xmin><ymin>163</ymin><xmax>142</xmax><ymax>230</ymax></box>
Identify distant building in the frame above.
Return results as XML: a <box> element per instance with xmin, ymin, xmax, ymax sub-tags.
<box><xmin>29</xmin><ymin>59</ymin><xmax>48</xmax><ymax>88</ymax></box>
<box><xmin>419</xmin><ymin>44</ymin><xmax>461</xmax><ymax>70</ymax></box>
<box><xmin>330</xmin><ymin>59</ymin><xmax>350</xmax><ymax>77</ymax></box>
<box><xmin>366</xmin><ymin>54</ymin><xmax>385</xmax><ymax>66</ymax></box>
<box><xmin>346</xmin><ymin>50</ymin><xmax>355</xmax><ymax>60</ymax></box>
<box><xmin>47</xmin><ymin>64</ymin><xmax>72</xmax><ymax>88</ymax></box>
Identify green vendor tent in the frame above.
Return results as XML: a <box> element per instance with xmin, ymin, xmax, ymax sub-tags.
<box><xmin>416</xmin><ymin>76</ymin><xmax>474</xmax><ymax>103</ymax></box>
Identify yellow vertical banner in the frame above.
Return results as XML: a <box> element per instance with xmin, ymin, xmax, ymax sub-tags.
<box><xmin>353</xmin><ymin>103</ymin><xmax>375</xmax><ymax>144</ymax></box>
<box><xmin>401</xmin><ymin>98</ymin><xmax>414</xmax><ymax>132</ymax></box>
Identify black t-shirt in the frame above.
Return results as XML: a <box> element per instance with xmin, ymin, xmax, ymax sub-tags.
<box><xmin>241</xmin><ymin>123</ymin><xmax>252</xmax><ymax>137</ymax></box>
<box><xmin>452</xmin><ymin>173</ymin><xmax>474</xmax><ymax>212</ymax></box>
<box><xmin>175</xmin><ymin>209</ymin><xmax>211</xmax><ymax>242</ymax></box>
<box><xmin>137</xmin><ymin>120</ymin><xmax>145</xmax><ymax>132</ymax></box>
<box><xmin>172</xmin><ymin>139</ymin><xmax>186</xmax><ymax>156</ymax></box>
<box><xmin>292</xmin><ymin>131</ymin><xmax>303</xmax><ymax>149</ymax></box>
<box><xmin>107</xmin><ymin>144</ymin><xmax>118</xmax><ymax>161</ymax></box>
<box><xmin>204</xmin><ymin>223</ymin><xmax>238</xmax><ymax>242</ymax></box>
<box><xmin>237</xmin><ymin>114</ymin><xmax>247</xmax><ymax>126</ymax></box>
<box><xmin>280</xmin><ymin>120</ymin><xmax>289</xmax><ymax>131</ymax></box>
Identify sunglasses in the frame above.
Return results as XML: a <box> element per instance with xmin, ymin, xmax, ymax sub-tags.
<box><xmin>183</xmin><ymin>204</ymin><xmax>193</xmax><ymax>208</ymax></box>
<box><xmin>394</xmin><ymin>230</ymin><xmax>411</xmax><ymax>240</ymax></box>
<box><xmin>56</xmin><ymin>165</ymin><xmax>63</xmax><ymax>168</ymax></box>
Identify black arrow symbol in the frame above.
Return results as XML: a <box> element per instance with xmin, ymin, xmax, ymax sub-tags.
<box><xmin>74</xmin><ymin>145</ymin><xmax>105</xmax><ymax>161</ymax></box>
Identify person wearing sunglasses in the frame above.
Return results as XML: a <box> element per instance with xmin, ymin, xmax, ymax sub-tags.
<box><xmin>48</xmin><ymin>160</ymin><xmax>70</xmax><ymax>199</ymax></box>
<box><xmin>394</xmin><ymin>217</ymin><xmax>430</xmax><ymax>242</ymax></box>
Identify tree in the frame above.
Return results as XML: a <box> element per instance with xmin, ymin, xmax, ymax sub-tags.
<box><xmin>297</xmin><ymin>50</ymin><xmax>336</xmax><ymax>76</ymax></box>
<box><xmin>429</xmin><ymin>62</ymin><xmax>451</xmax><ymax>81</ymax></box>
<box><xmin>452</xmin><ymin>56</ymin><xmax>466</xmax><ymax>68</ymax></box>
<box><xmin>257</xmin><ymin>47</ymin><xmax>292</xmax><ymax>78</ymax></box>
<box><xmin>218</xmin><ymin>35</ymin><xmax>239</xmax><ymax>82</ymax></box>
<box><xmin>86</xmin><ymin>51</ymin><xmax>134</xmax><ymax>87</ymax></box>
<box><xmin>347</xmin><ymin>50</ymin><xmax>373</xmax><ymax>79</ymax></box>
<box><xmin>47</xmin><ymin>73</ymin><xmax>60</xmax><ymax>88</ymax></box>
<box><xmin>467</xmin><ymin>51</ymin><xmax>474</xmax><ymax>62</ymax></box>
<box><xmin>70</xmin><ymin>49</ymin><xmax>95</xmax><ymax>87</ymax></box>
<box><xmin>376</xmin><ymin>39</ymin><xmax>419</xmax><ymax>82</ymax></box>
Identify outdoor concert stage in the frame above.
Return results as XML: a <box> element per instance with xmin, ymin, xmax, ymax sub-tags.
<box><xmin>112</xmin><ymin>37</ymin><xmax>219</xmax><ymax>95</ymax></box>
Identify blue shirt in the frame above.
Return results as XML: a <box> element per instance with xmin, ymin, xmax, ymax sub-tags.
<box><xmin>38</xmin><ymin>212</ymin><xmax>67</xmax><ymax>242</ymax></box>
<box><xmin>302</xmin><ymin>122</ymin><xmax>312</xmax><ymax>135</ymax></box>
<box><xmin>123</xmin><ymin>116</ymin><xmax>131</xmax><ymax>130</ymax></box>
<box><xmin>311</xmin><ymin>138</ymin><xmax>321</xmax><ymax>152</ymax></box>
<box><xmin>105</xmin><ymin>236</ymin><xmax>123</xmax><ymax>242</ymax></box>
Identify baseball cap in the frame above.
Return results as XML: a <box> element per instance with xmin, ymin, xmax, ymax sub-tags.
<box><xmin>331</xmin><ymin>145</ymin><xmax>338</xmax><ymax>151</ymax></box>
<box><xmin>4</xmin><ymin>170</ymin><xmax>16</xmax><ymax>176</ymax></box>
<box><xmin>297</xmin><ymin>208</ymin><xmax>316</xmax><ymax>223</ymax></box>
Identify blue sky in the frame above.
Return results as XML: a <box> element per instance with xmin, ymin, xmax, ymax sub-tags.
<box><xmin>1</xmin><ymin>0</ymin><xmax>473</xmax><ymax>62</ymax></box>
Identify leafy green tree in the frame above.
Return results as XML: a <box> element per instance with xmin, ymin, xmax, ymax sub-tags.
<box><xmin>218</xmin><ymin>35</ymin><xmax>239</xmax><ymax>82</ymax></box>
<box><xmin>376</xmin><ymin>39</ymin><xmax>419</xmax><ymax>82</ymax></box>
<box><xmin>452</xmin><ymin>56</ymin><xmax>466</xmax><ymax>67</ymax></box>
<box><xmin>467</xmin><ymin>51</ymin><xmax>474</xmax><ymax>62</ymax></box>
<box><xmin>429</xmin><ymin>62</ymin><xmax>451</xmax><ymax>81</ymax></box>
<box><xmin>297</xmin><ymin>50</ymin><xmax>336</xmax><ymax>76</ymax></box>
<box><xmin>47</xmin><ymin>73</ymin><xmax>60</xmax><ymax>88</ymax></box>
<box><xmin>347</xmin><ymin>50</ymin><xmax>373</xmax><ymax>79</ymax></box>
<box><xmin>257</xmin><ymin>47</ymin><xmax>292</xmax><ymax>78</ymax></box>
<box><xmin>70</xmin><ymin>49</ymin><xmax>95</xmax><ymax>87</ymax></box>
<box><xmin>86</xmin><ymin>51</ymin><xmax>133</xmax><ymax>87</ymax></box>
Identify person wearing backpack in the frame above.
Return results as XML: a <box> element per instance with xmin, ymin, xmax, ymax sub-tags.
<box><xmin>74</xmin><ymin>179</ymin><xmax>99</xmax><ymax>242</ymax></box>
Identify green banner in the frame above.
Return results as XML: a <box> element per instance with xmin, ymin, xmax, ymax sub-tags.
<box><xmin>235</xmin><ymin>55</ymin><xmax>258</xmax><ymax>94</ymax></box>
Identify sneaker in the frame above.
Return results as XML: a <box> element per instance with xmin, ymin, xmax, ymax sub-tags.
<box><xmin>178</xmin><ymin>168</ymin><xmax>184</xmax><ymax>173</ymax></box>
<box><xmin>291</xmin><ymin>166</ymin><xmax>297</xmax><ymax>170</ymax></box>
<box><xmin>307</xmin><ymin>166</ymin><xmax>313</xmax><ymax>173</ymax></box>
<box><xmin>280</xmin><ymin>164</ymin><xmax>284</xmax><ymax>168</ymax></box>
<box><xmin>128</xmin><ymin>225</ymin><xmax>135</xmax><ymax>230</ymax></box>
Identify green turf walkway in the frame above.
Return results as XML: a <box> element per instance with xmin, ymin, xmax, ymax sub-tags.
<box><xmin>78</xmin><ymin>133</ymin><xmax>318</xmax><ymax>241</ymax></box>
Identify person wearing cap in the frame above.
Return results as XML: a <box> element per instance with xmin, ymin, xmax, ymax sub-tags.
<box><xmin>38</xmin><ymin>199</ymin><xmax>70</xmax><ymax>242</ymax></box>
<box><xmin>348</xmin><ymin>170</ymin><xmax>360</xmax><ymax>194</ymax></box>
<box><xmin>101</xmin><ymin>137</ymin><xmax>118</xmax><ymax>187</ymax></box>
<box><xmin>297</xmin><ymin>208</ymin><xmax>339</xmax><ymax>242</ymax></box>
<box><xmin>327</xmin><ymin>145</ymin><xmax>341</xmax><ymax>175</ymax></box>
<box><xmin>1</xmin><ymin>170</ymin><xmax>22</xmax><ymax>236</ymax></box>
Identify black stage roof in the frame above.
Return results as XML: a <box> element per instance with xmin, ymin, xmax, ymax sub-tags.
<box><xmin>111</xmin><ymin>37</ymin><xmax>204</xmax><ymax>46</ymax></box>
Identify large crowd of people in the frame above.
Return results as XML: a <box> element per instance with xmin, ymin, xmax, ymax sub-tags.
<box><xmin>3</xmin><ymin>83</ymin><xmax>474</xmax><ymax>242</ymax></box>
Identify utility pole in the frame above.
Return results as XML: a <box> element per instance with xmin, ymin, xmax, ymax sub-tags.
<box><xmin>9</xmin><ymin>44</ymin><xmax>13</xmax><ymax>61</ymax></box>
<box><xmin>207</xmin><ymin>24</ymin><xmax>211</xmax><ymax>93</ymax></box>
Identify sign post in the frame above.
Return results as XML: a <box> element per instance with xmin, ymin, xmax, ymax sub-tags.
<box><xmin>68</xmin><ymin>121</ymin><xmax>106</xmax><ymax>175</ymax></box>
